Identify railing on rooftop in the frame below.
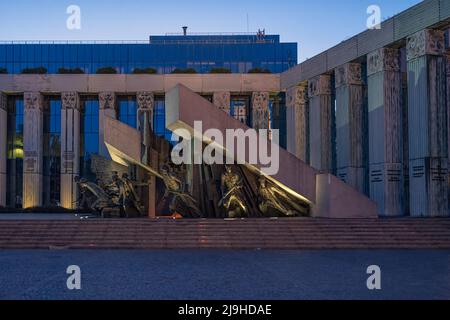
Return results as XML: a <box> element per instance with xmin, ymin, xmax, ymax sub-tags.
<box><xmin>149</xmin><ymin>39</ymin><xmax>275</xmax><ymax>45</ymax></box>
<box><xmin>0</xmin><ymin>40</ymin><xmax>150</xmax><ymax>45</ymax></box>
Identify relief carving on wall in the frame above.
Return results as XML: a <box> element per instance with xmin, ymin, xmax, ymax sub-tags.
<box><xmin>137</xmin><ymin>92</ymin><xmax>155</xmax><ymax>111</ymax></box>
<box><xmin>99</xmin><ymin>92</ymin><xmax>116</xmax><ymax>110</ymax></box>
<box><xmin>308</xmin><ymin>75</ymin><xmax>331</xmax><ymax>97</ymax></box>
<box><xmin>406</xmin><ymin>29</ymin><xmax>444</xmax><ymax>61</ymax></box>
<box><xmin>251</xmin><ymin>92</ymin><xmax>270</xmax><ymax>130</ymax></box>
<box><xmin>334</xmin><ymin>63</ymin><xmax>362</xmax><ymax>88</ymax></box>
<box><xmin>61</xmin><ymin>92</ymin><xmax>80</xmax><ymax>110</ymax></box>
<box><xmin>213</xmin><ymin>91</ymin><xmax>231</xmax><ymax>115</ymax></box>
<box><xmin>286</xmin><ymin>85</ymin><xmax>308</xmax><ymax>108</ymax></box>
<box><xmin>367</xmin><ymin>48</ymin><xmax>400</xmax><ymax>76</ymax></box>
<box><xmin>24</xmin><ymin>92</ymin><xmax>43</xmax><ymax>111</ymax></box>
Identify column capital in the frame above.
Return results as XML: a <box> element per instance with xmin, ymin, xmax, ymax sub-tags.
<box><xmin>406</xmin><ymin>29</ymin><xmax>445</xmax><ymax>61</ymax></box>
<box><xmin>61</xmin><ymin>92</ymin><xmax>80</xmax><ymax>111</ymax></box>
<box><xmin>137</xmin><ymin>92</ymin><xmax>155</xmax><ymax>111</ymax></box>
<box><xmin>308</xmin><ymin>75</ymin><xmax>331</xmax><ymax>97</ymax></box>
<box><xmin>367</xmin><ymin>48</ymin><xmax>400</xmax><ymax>76</ymax></box>
<box><xmin>99</xmin><ymin>92</ymin><xmax>116</xmax><ymax>110</ymax></box>
<box><xmin>252</xmin><ymin>91</ymin><xmax>269</xmax><ymax>104</ymax></box>
<box><xmin>213</xmin><ymin>91</ymin><xmax>231</xmax><ymax>114</ymax></box>
<box><xmin>24</xmin><ymin>92</ymin><xmax>44</xmax><ymax>111</ymax></box>
<box><xmin>286</xmin><ymin>84</ymin><xmax>308</xmax><ymax>107</ymax></box>
<box><xmin>335</xmin><ymin>63</ymin><xmax>363</xmax><ymax>88</ymax></box>
<box><xmin>0</xmin><ymin>92</ymin><xmax>6</xmax><ymax>111</ymax></box>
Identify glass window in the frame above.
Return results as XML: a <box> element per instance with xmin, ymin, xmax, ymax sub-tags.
<box><xmin>154</xmin><ymin>98</ymin><xmax>173</xmax><ymax>142</ymax></box>
<box><xmin>6</xmin><ymin>97</ymin><xmax>24</xmax><ymax>208</ymax></box>
<box><xmin>43</xmin><ymin>98</ymin><xmax>62</xmax><ymax>206</ymax></box>
<box><xmin>118</xmin><ymin>96</ymin><xmax>137</xmax><ymax>128</ymax></box>
<box><xmin>80</xmin><ymin>98</ymin><xmax>99</xmax><ymax>179</ymax></box>
<box><xmin>230</xmin><ymin>96</ymin><xmax>250</xmax><ymax>126</ymax></box>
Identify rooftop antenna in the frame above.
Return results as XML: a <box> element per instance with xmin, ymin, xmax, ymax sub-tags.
<box><xmin>182</xmin><ymin>26</ymin><xmax>188</xmax><ymax>36</ymax></box>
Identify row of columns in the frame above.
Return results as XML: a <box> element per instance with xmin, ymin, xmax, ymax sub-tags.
<box><xmin>286</xmin><ymin>28</ymin><xmax>449</xmax><ymax>217</ymax></box>
<box><xmin>0</xmin><ymin>91</ymin><xmax>155</xmax><ymax>209</ymax></box>
<box><xmin>0</xmin><ymin>89</ymin><xmax>270</xmax><ymax>210</ymax></box>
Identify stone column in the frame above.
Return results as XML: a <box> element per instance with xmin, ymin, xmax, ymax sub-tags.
<box><xmin>335</xmin><ymin>63</ymin><xmax>366</xmax><ymax>193</ymax></box>
<box><xmin>447</xmin><ymin>53</ymin><xmax>450</xmax><ymax>216</ymax></box>
<box><xmin>308</xmin><ymin>75</ymin><xmax>335</xmax><ymax>173</ymax></box>
<box><xmin>286</xmin><ymin>84</ymin><xmax>309</xmax><ymax>162</ymax></box>
<box><xmin>60</xmin><ymin>92</ymin><xmax>81</xmax><ymax>209</ymax></box>
<box><xmin>137</xmin><ymin>92</ymin><xmax>155</xmax><ymax>165</ymax></box>
<box><xmin>99</xmin><ymin>92</ymin><xmax>117</xmax><ymax>158</ymax></box>
<box><xmin>406</xmin><ymin>29</ymin><xmax>448</xmax><ymax>217</ymax></box>
<box><xmin>0</xmin><ymin>93</ymin><xmax>7</xmax><ymax>207</ymax></box>
<box><xmin>251</xmin><ymin>92</ymin><xmax>270</xmax><ymax>130</ymax></box>
<box><xmin>137</xmin><ymin>92</ymin><xmax>156</xmax><ymax>218</ymax></box>
<box><xmin>213</xmin><ymin>92</ymin><xmax>231</xmax><ymax>115</ymax></box>
<box><xmin>367</xmin><ymin>48</ymin><xmax>404</xmax><ymax>216</ymax></box>
<box><xmin>23</xmin><ymin>92</ymin><xmax>44</xmax><ymax>208</ymax></box>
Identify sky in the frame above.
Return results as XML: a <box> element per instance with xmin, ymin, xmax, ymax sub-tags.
<box><xmin>0</xmin><ymin>0</ymin><xmax>422</xmax><ymax>62</ymax></box>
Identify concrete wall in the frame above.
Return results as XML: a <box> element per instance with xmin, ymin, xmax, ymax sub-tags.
<box><xmin>0</xmin><ymin>74</ymin><xmax>280</xmax><ymax>94</ymax></box>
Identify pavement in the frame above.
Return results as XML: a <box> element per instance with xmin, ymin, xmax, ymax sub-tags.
<box><xmin>0</xmin><ymin>213</ymin><xmax>93</xmax><ymax>220</ymax></box>
<box><xmin>0</xmin><ymin>249</ymin><xmax>449</xmax><ymax>300</ymax></box>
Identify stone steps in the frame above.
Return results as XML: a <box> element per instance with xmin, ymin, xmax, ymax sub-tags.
<box><xmin>0</xmin><ymin>218</ymin><xmax>449</xmax><ymax>249</ymax></box>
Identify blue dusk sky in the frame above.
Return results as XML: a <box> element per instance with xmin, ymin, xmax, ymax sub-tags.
<box><xmin>0</xmin><ymin>0</ymin><xmax>422</xmax><ymax>62</ymax></box>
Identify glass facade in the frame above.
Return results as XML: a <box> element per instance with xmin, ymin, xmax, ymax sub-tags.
<box><xmin>80</xmin><ymin>98</ymin><xmax>99</xmax><ymax>179</ymax></box>
<box><xmin>0</xmin><ymin>34</ymin><xmax>297</xmax><ymax>74</ymax></box>
<box><xmin>43</xmin><ymin>98</ymin><xmax>61</xmax><ymax>206</ymax></box>
<box><xmin>6</xmin><ymin>97</ymin><xmax>24</xmax><ymax>208</ymax></box>
<box><xmin>269</xmin><ymin>94</ymin><xmax>287</xmax><ymax>149</ymax></box>
<box><xmin>230</xmin><ymin>96</ymin><xmax>250</xmax><ymax>126</ymax></box>
<box><xmin>153</xmin><ymin>97</ymin><xmax>173</xmax><ymax>142</ymax></box>
<box><xmin>118</xmin><ymin>96</ymin><xmax>137</xmax><ymax>128</ymax></box>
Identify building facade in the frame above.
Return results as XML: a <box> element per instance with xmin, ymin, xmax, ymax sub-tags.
<box><xmin>0</xmin><ymin>32</ymin><xmax>297</xmax><ymax>75</ymax></box>
<box><xmin>1</xmin><ymin>0</ymin><xmax>450</xmax><ymax>218</ymax></box>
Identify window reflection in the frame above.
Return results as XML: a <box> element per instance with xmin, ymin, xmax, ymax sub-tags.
<box><xmin>80</xmin><ymin>98</ymin><xmax>99</xmax><ymax>180</ymax></box>
<box><xmin>6</xmin><ymin>98</ymin><xmax>23</xmax><ymax>208</ymax></box>
<box><xmin>118</xmin><ymin>96</ymin><xmax>137</xmax><ymax>128</ymax></box>
<box><xmin>43</xmin><ymin>98</ymin><xmax>61</xmax><ymax>207</ymax></box>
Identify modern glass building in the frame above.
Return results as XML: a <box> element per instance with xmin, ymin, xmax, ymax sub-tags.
<box><xmin>0</xmin><ymin>32</ymin><xmax>297</xmax><ymax>74</ymax></box>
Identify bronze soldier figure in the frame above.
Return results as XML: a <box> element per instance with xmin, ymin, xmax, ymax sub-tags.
<box><xmin>160</xmin><ymin>165</ymin><xmax>201</xmax><ymax>218</ymax></box>
<box><xmin>257</xmin><ymin>176</ymin><xmax>304</xmax><ymax>217</ymax></box>
<box><xmin>218</xmin><ymin>165</ymin><xmax>248</xmax><ymax>218</ymax></box>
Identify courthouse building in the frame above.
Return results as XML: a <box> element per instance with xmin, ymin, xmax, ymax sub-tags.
<box><xmin>1</xmin><ymin>0</ymin><xmax>450</xmax><ymax>218</ymax></box>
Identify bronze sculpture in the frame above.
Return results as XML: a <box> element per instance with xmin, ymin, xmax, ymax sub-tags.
<box><xmin>218</xmin><ymin>165</ymin><xmax>248</xmax><ymax>218</ymax></box>
<box><xmin>160</xmin><ymin>165</ymin><xmax>201</xmax><ymax>218</ymax></box>
<box><xmin>257</xmin><ymin>176</ymin><xmax>305</xmax><ymax>217</ymax></box>
<box><xmin>74</xmin><ymin>176</ymin><xmax>115</xmax><ymax>215</ymax></box>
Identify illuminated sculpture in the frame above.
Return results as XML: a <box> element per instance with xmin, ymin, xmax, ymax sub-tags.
<box><xmin>219</xmin><ymin>165</ymin><xmax>248</xmax><ymax>218</ymax></box>
<box><xmin>257</xmin><ymin>176</ymin><xmax>307</xmax><ymax>217</ymax></box>
<box><xmin>160</xmin><ymin>165</ymin><xmax>201</xmax><ymax>218</ymax></box>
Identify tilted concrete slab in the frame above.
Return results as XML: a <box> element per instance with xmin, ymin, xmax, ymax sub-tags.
<box><xmin>103</xmin><ymin>116</ymin><xmax>162</xmax><ymax>178</ymax></box>
<box><xmin>165</xmin><ymin>84</ymin><xmax>378</xmax><ymax>218</ymax></box>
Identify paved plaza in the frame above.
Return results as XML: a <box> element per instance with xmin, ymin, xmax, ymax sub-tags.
<box><xmin>0</xmin><ymin>250</ymin><xmax>449</xmax><ymax>300</ymax></box>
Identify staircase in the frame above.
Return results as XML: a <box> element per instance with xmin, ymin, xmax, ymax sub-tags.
<box><xmin>0</xmin><ymin>218</ymin><xmax>449</xmax><ymax>249</ymax></box>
